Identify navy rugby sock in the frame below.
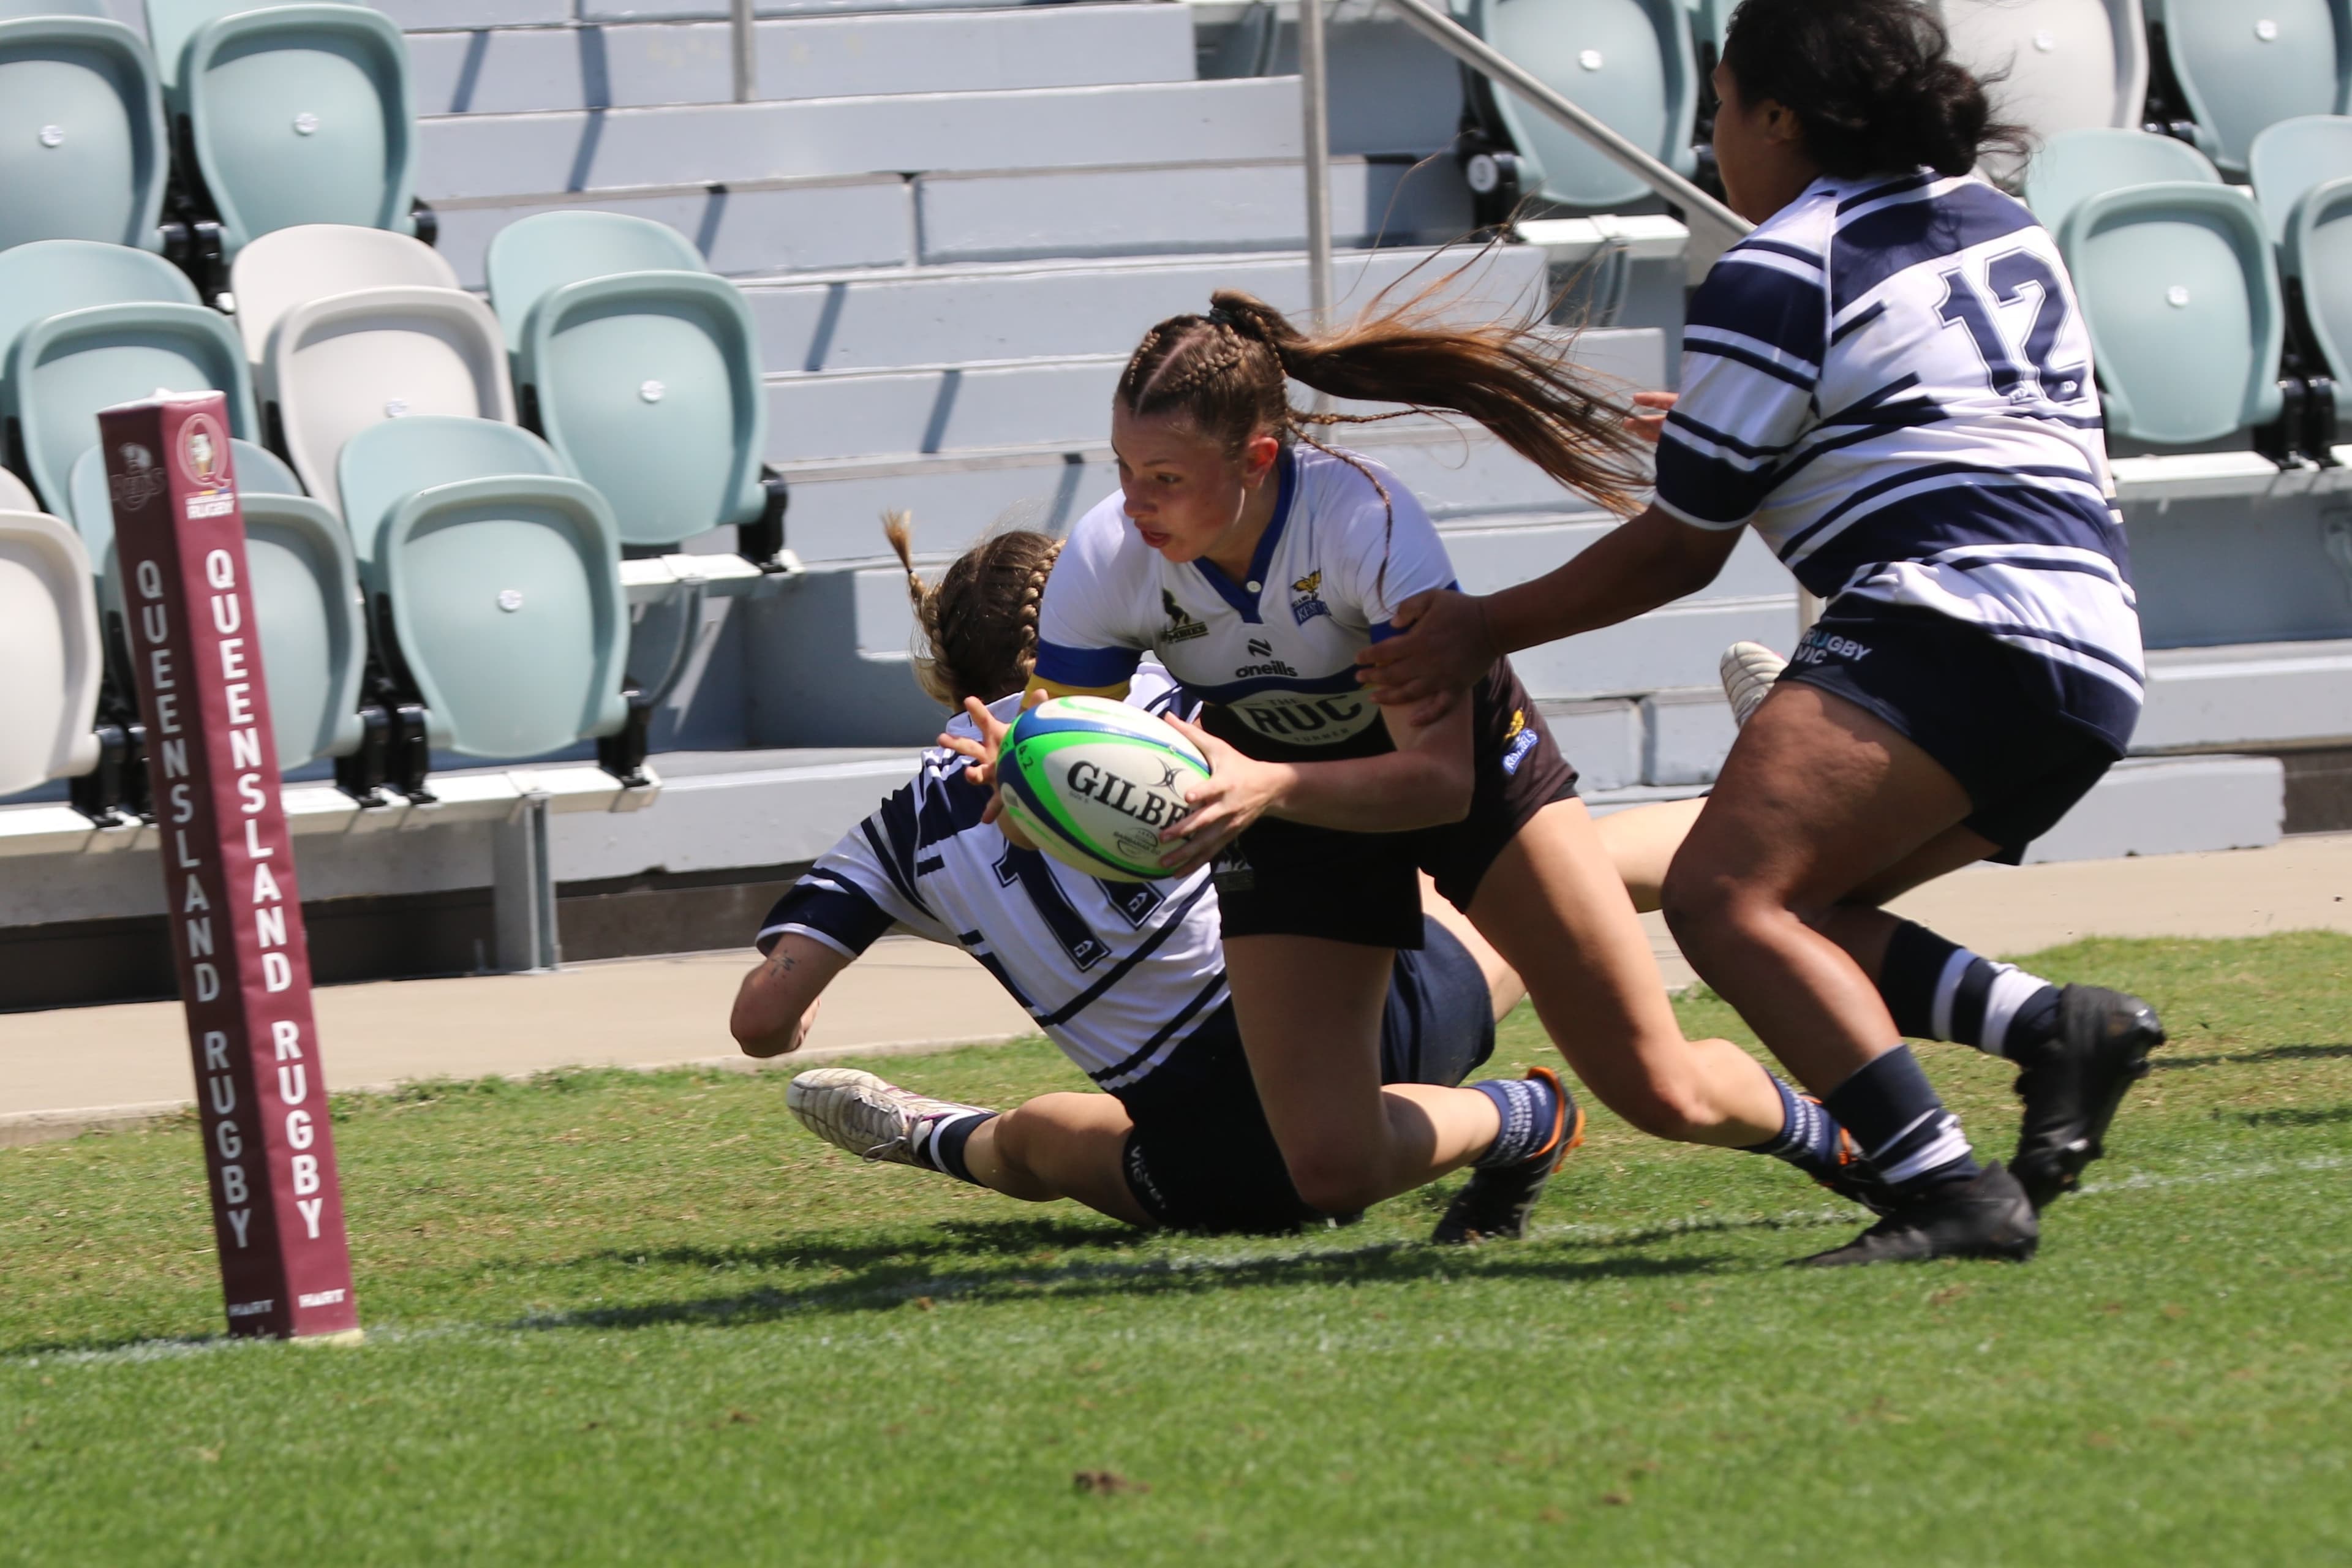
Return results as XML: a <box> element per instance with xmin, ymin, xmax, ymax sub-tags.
<box><xmin>1823</xmin><ymin>1046</ymin><xmax>1981</xmax><ymax>1196</ymax></box>
<box><xmin>916</xmin><ymin>1110</ymin><xmax>997</xmax><ymax>1186</ymax></box>
<box><xmin>1470</xmin><ymin>1076</ymin><xmax>1561</xmax><ymax>1168</ymax></box>
<box><xmin>1740</xmin><ymin>1072</ymin><xmax>1854</xmax><ymax>1184</ymax></box>
<box><xmin>1879</xmin><ymin>921</ymin><xmax>2062</xmax><ymax>1061</ymax></box>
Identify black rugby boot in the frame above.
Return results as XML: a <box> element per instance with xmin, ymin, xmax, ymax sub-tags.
<box><xmin>2011</xmin><ymin>985</ymin><xmax>2165</xmax><ymax>1210</ymax></box>
<box><xmin>1794</xmin><ymin>1161</ymin><xmax>2039</xmax><ymax>1267</ymax></box>
<box><xmin>1809</xmin><ymin>1120</ymin><xmax>1901</xmax><ymax>1218</ymax></box>
<box><xmin>1433</xmin><ymin>1068</ymin><xmax>1583</xmax><ymax>1245</ymax></box>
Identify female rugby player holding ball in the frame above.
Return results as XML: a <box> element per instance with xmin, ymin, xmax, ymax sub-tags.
<box><xmin>952</xmin><ymin>289</ymin><xmax>1901</xmax><ymax>1238</ymax></box>
<box><xmin>1362</xmin><ymin>0</ymin><xmax>2165</xmax><ymax>1265</ymax></box>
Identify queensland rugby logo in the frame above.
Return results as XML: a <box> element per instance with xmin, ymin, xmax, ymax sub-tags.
<box><xmin>1161</xmin><ymin>589</ymin><xmax>1208</xmax><ymax>643</ymax></box>
<box><xmin>178</xmin><ymin>413</ymin><xmax>229</xmax><ymax>491</ymax></box>
<box><xmin>1290</xmin><ymin>569</ymin><xmax>1330</xmax><ymax>625</ymax></box>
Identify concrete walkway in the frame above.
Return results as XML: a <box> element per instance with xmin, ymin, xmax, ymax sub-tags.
<box><xmin>6</xmin><ymin>834</ymin><xmax>2350</xmax><ymax>1144</ymax></box>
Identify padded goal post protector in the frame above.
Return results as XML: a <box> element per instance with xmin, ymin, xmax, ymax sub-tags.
<box><xmin>100</xmin><ymin>391</ymin><xmax>360</xmax><ymax>1343</ymax></box>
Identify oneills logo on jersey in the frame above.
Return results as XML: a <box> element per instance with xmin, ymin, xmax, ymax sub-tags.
<box><xmin>1161</xmin><ymin>589</ymin><xmax>1208</xmax><ymax>643</ymax></box>
<box><xmin>1289</xmin><ymin>570</ymin><xmax>1330</xmax><ymax>625</ymax></box>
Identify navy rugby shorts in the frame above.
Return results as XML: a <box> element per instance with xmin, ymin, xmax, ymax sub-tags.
<box><xmin>1210</xmin><ymin>657</ymin><xmax>1578</xmax><ymax>949</ymax></box>
<box><xmin>1777</xmin><ymin>598</ymin><xmax>2125</xmax><ymax>864</ymax></box>
<box><xmin>1118</xmin><ymin>916</ymin><xmax>1497</xmax><ymax>1233</ymax></box>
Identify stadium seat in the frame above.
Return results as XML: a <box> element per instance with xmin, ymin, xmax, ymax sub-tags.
<box><xmin>66</xmin><ymin>436</ymin><xmax>367</xmax><ymax>771</ymax></box>
<box><xmin>0</xmin><ymin>244</ymin><xmax>257</xmax><ymax>512</ymax></box>
<box><xmin>2150</xmin><ymin>0</ymin><xmax>2352</xmax><ymax>176</ymax></box>
<box><xmin>2249</xmin><ymin>115</ymin><xmax>2352</xmax><ymax>247</ymax></box>
<box><xmin>265</xmin><ymin>284</ymin><xmax>514</xmax><ymax>516</ymax></box>
<box><xmin>228</xmin><ymin>222</ymin><xmax>460</xmax><ymax>369</ymax></box>
<box><xmin>483</xmin><ymin>211</ymin><xmax>707</xmax><ymax>354</ymax></box>
<box><xmin>0</xmin><ymin>238</ymin><xmax>197</xmax><ymax>374</ymax></box>
<box><xmin>1943</xmin><ymin>0</ymin><xmax>2148</xmax><ymax>154</ymax></box>
<box><xmin>0</xmin><ymin>507</ymin><xmax>102</xmax><ymax>798</ymax></box>
<box><xmin>0</xmin><ymin>11</ymin><xmax>168</xmax><ymax>254</ymax></box>
<box><xmin>0</xmin><ymin>467</ymin><xmax>34</xmax><ymax>511</ymax></box>
<box><xmin>2022</xmin><ymin>127</ymin><xmax>2223</xmax><ymax>246</ymax></box>
<box><xmin>145</xmin><ymin>0</ymin><xmax>418</xmax><ymax>258</ymax></box>
<box><xmin>1455</xmin><ymin>0</ymin><xmax>1700</xmax><ymax>216</ymax></box>
<box><xmin>2248</xmin><ymin>119</ymin><xmax>2352</xmax><ymax>415</ymax></box>
<box><xmin>336</xmin><ymin>417</ymin><xmax>628</xmax><ymax>761</ymax></box>
<box><xmin>2060</xmin><ymin>181</ymin><xmax>2287</xmax><ymax>447</ymax></box>
<box><xmin>486</xmin><ymin>215</ymin><xmax>768</xmax><ymax>552</ymax></box>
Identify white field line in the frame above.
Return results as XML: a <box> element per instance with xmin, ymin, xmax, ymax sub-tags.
<box><xmin>13</xmin><ymin>1152</ymin><xmax>2345</xmax><ymax>1370</ymax></box>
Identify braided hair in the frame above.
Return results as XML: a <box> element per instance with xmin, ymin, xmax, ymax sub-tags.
<box><xmin>883</xmin><ymin>511</ymin><xmax>1063</xmax><ymax>709</ymax></box>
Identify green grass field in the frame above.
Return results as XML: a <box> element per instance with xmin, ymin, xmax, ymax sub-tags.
<box><xmin>4</xmin><ymin>934</ymin><xmax>2349</xmax><ymax>1564</ymax></box>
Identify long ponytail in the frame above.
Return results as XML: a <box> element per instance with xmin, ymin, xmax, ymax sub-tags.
<box><xmin>1117</xmin><ymin>287</ymin><xmax>1650</xmax><ymax>517</ymax></box>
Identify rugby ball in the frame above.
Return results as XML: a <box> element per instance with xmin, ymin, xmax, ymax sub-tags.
<box><xmin>997</xmin><ymin>696</ymin><xmax>1210</xmax><ymax>882</ymax></box>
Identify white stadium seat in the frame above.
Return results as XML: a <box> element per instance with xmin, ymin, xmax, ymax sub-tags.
<box><xmin>228</xmin><ymin>222</ymin><xmax>462</xmax><ymax>369</ymax></box>
<box><xmin>0</xmin><ymin>508</ymin><xmax>102</xmax><ymax>798</ymax></box>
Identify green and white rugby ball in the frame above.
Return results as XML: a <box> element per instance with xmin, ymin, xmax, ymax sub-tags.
<box><xmin>997</xmin><ymin>696</ymin><xmax>1210</xmax><ymax>881</ymax></box>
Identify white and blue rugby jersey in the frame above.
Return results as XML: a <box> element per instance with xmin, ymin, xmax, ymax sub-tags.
<box><xmin>756</xmin><ymin>667</ymin><xmax>1228</xmax><ymax>1091</ymax></box>
<box><xmin>1031</xmin><ymin>444</ymin><xmax>1455</xmax><ymax>758</ymax></box>
<box><xmin>1655</xmin><ymin>170</ymin><xmax>2145</xmax><ymax>750</ymax></box>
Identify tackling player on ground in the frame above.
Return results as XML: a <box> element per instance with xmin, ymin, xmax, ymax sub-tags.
<box><xmin>733</xmin><ymin>519</ymin><xmax>1754</xmax><ymax>1237</ymax></box>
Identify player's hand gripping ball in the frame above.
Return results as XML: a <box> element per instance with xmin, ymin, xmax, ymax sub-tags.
<box><xmin>995</xmin><ymin>697</ymin><xmax>1211</xmax><ymax>881</ymax></box>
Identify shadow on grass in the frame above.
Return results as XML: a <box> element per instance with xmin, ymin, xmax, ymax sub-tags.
<box><xmin>2154</xmin><ymin>1042</ymin><xmax>2352</xmax><ymax>1071</ymax></box>
<box><xmin>572</xmin><ymin>1216</ymin><xmax>1139</xmax><ymax>1276</ymax></box>
<box><xmin>2234</xmin><ymin>1104</ymin><xmax>2352</xmax><ymax>1128</ymax></box>
<box><xmin>504</xmin><ymin>1233</ymin><xmax>1729</xmax><ymax>1334</ymax></box>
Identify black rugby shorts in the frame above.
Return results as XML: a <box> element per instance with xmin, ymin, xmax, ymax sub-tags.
<box><xmin>1209</xmin><ymin>657</ymin><xmax>1577</xmax><ymax>949</ymax></box>
<box><xmin>1118</xmin><ymin>918</ymin><xmax>1498</xmax><ymax>1232</ymax></box>
<box><xmin>1777</xmin><ymin>599</ymin><xmax>2125</xmax><ymax>864</ymax></box>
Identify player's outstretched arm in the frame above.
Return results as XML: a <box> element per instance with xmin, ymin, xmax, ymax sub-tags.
<box><xmin>731</xmin><ymin>933</ymin><xmax>853</xmax><ymax>1058</ymax></box>
<box><xmin>1357</xmin><ymin>505</ymin><xmax>1743</xmax><ymax>718</ymax></box>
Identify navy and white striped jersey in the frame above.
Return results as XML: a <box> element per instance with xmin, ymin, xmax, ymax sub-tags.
<box><xmin>755</xmin><ymin>666</ymin><xmax>1228</xmax><ymax>1092</ymax></box>
<box><xmin>1033</xmin><ymin>444</ymin><xmax>1455</xmax><ymax>759</ymax></box>
<box><xmin>1655</xmin><ymin>170</ymin><xmax>2145</xmax><ymax>750</ymax></box>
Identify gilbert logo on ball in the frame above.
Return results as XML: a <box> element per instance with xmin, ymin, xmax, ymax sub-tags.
<box><xmin>997</xmin><ymin>697</ymin><xmax>1210</xmax><ymax>881</ymax></box>
<box><xmin>101</xmin><ymin>391</ymin><xmax>361</xmax><ymax>1343</ymax></box>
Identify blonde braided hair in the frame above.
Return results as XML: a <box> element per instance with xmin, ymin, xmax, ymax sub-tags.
<box><xmin>883</xmin><ymin>511</ymin><xmax>1064</xmax><ymax>709</ymax></box>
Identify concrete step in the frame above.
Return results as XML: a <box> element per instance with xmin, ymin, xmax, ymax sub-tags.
<box><xmin>916</xmin><ymin>153</ymin><xmax>1471</xmax><ymax>263</ymax></box>
<box><xmin>404</xmin><ymin>6</ymin><xmax>1196</xmax><ymax>116</ymax></box>
<box><xmin>770</xmin><ymin>421</ymin><xmax>1647</xmax><ymax>564</ymax></box>
<box><xmin>431</xmin><ymin>177</ymin><xmax>916</xmax><ymax>288</ymax></box>
<box><xmin>2138</xmin><ymin>638</ymin><xmax>2352</xmax><ymax>752</ymax></box>
<box><xmin>758</xmin><ymin>327</ymin><xmax>1665</xmax><ymax>464</ymax></box>
<box><xmin>741</xmin><ymin>244</ymin><xmax>1552</xmax><ymax>374</ymax></box>
<box><xmin>414</xmin><ymin>77</ymin><xmax>1303</xmax><ymax>202</ymax></box>
<box><xmin>375</xmin><ymin>0</ymin><xmax>1143</xmax><ymax>27</ymax></box>
<box><xmin>426</xmin><ymin>152</ymin><xmax>1480</xmax><ymax>287</ymax></box>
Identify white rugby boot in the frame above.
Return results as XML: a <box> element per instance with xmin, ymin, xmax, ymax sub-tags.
<box><xmin>1718</xmin><ymin>641</ymin><xmax>1789</xmax><ymax>728</ymax></box>
<box><xmin>787</xmin><ymin>1068</ymin><xmax>994</xmax><ymax>1166</ymax></box>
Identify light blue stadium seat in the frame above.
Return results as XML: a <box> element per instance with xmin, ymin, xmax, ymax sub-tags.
<box><xmin>337</xmin><ymin>416</ymin><xmax>627</xmax><ymax>761</ymax></box>
<box><xmin>70</xmin><ymin>437</ymin><xmax>367</xmax><ymax>770</ymax></box>
<box><xmin>487</xmin><ymin>211</ymin><xmax>780</xmax><ymax>552</ymax></box>
<box><xmin>2254</xmin><ymin>120</ymin><xmax>2352</xmax><ymax>405</ymax></box>
<box><xmin>2152</xmin><ymin>0</ymin><xmax>2352</xmax><ymax>176</ymax></box>
<box><xmin>1943</xmin><ymin>0</ymin><xmax>2148</xmax><ymax>151</ymax></box>
<box><xmin>2022</xmin><ymin>127</ymin><xmax>2223</xmax><ymax>245</ymax></box>
<box><xmin>0</xmin><ymin>244</ymin><xmax>257</xmax><ymax>511</ymax></box>
<box><xmin>483</xmin><ymin>211</ymin><xmax>708</xmax><ymax>354</ymax></box>
<box><xmin>2060</xmin><ymin>181</ymin><xmax>2286</xmax><ymax>447</ymax></box>
<box><xmin>0</xmin><ymin>506</ymin><xmax>103</xmax><ymax>798</ymax></box>
<box><xmin>0</xmin><ymin>13</ymin><xmax>168</xmax><ymax>254</ymax></box>
<box><xmin>145</xmin><ymin>0</ymin><xmax>417</xmax><ymax>258</ymax></box>
<box><xmin>1458</xmin><ymin>0</ymin><xmax>1699</xmax><ymax>214</ymax></box>
<box><xmin>0</xmin><ymin>239</ymin><xmax>197</xmax><ymax>379</ymax></box>
<box><xmin>2249</xmin><ymin>115</ymin><xmax>2352</xmax><ymax>246</ymax></box>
